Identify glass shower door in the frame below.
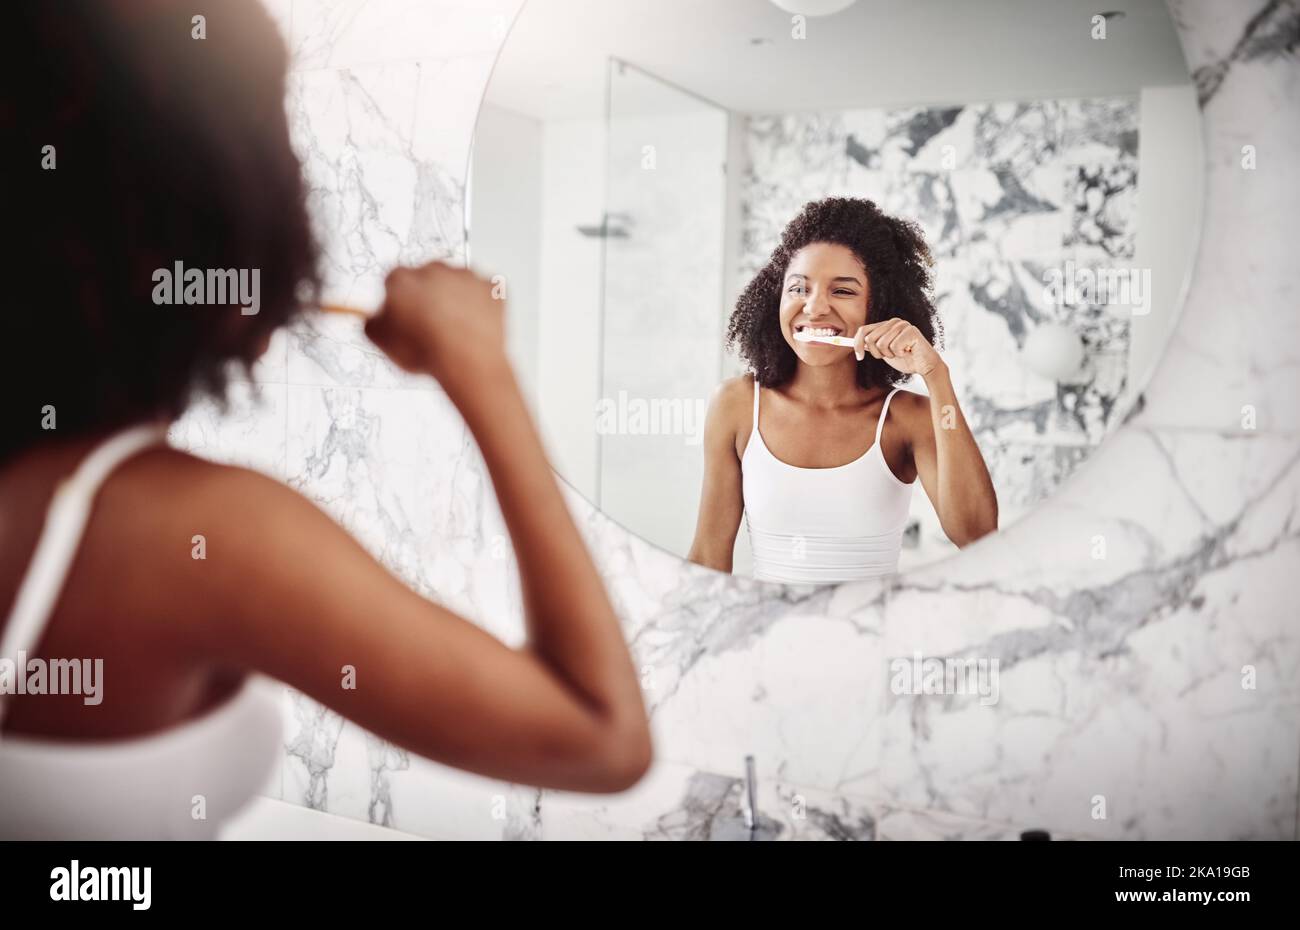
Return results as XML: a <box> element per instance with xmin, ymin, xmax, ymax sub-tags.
<box><xmin>596</xmin><ymin>59</ymin><xmax>729</xmax><ymax>556</ymax></box>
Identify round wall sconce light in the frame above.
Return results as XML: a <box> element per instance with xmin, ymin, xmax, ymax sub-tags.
<box><xmin>1021</xmin><ymin>323</ymin><xmax>1086</xmax><ymax>382</ymax></box>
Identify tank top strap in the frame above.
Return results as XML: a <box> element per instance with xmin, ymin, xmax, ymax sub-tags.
<box><xmin>875</xmin><ymin>387</ymin><xmax>902</xmax><ymax>446</ymax></box>
<box><xmin>752</xmin><ymin>377</ymin><xmax>761</xmax><ymax>430</ymax></box>
<box><xmin>0</xmin><ymin>422</ymin><xmax>169</xmax><ymax>730</ymax></box>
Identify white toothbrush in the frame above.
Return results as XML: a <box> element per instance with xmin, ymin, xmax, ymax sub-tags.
<box><xmin>794</xmin><ymin>330</ymin><xmax>856</xmax><ymax>347</ymax></box>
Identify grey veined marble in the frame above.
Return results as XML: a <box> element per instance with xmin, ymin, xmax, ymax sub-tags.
<box><xmin>170</xmin><ymin>0</ymin><xmax>1299</xmax><ymax>840</ymax></box>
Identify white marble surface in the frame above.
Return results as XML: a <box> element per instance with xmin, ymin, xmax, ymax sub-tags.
<box><xmin>221</xmin><ymin>796</ymin><xmax>427</xmax><ymax>840</ymax></box>
<box><xmin>167</xmin><ymin>0</ymin><xmax>1300</xmax><ymax>840</ymax></box>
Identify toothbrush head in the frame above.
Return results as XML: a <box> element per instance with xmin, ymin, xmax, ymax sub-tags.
<box><xmin>793</xmin><ymin>330</ymin><xmax>856</xmax><ymax>348</ymax></box>
<box><xmin>318</xmin><ymin>302</ymin><xmax>370</xmax><ymax>320</ymax></box>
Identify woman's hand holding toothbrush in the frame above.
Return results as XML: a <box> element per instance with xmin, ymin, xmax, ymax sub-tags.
<box><xmin>853</xmin><ymin>318</ymin><xmax>944</xmax><ymax>378</ymax></box>
<box><xmin>364</xmin><ymin>261</ymin><xmax>509</xmax><ymax>397</ymax></box>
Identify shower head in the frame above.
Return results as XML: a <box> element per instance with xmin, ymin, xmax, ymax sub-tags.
<box><xmin>576</xmin><ymin>212</ymin><xmax>633</xmax><ymax>239</ymax></box>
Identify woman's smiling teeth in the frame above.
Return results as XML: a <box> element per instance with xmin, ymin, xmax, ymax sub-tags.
<box><xmin>795</xmin><ymin>324</ymin><xmax>843</xmax><ymax>337</ymax></box>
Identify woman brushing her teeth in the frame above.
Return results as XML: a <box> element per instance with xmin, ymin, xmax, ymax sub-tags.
<box><xmin>688</xmin><ymin>197</ymin><xmax>997</xmax><ymax>584</ymax></box>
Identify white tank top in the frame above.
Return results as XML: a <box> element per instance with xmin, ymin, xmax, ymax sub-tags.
<box><xmin>0</xmin><ymin>424</ymin><xmax>282</xmax><ymax>839</ymax></box>
<box><xmin>742</xmin><ymin>380</ymin><xmax>914</xmax><ymax>584</ymax></box>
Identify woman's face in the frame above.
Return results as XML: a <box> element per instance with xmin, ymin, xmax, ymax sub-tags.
<box><xmin>779</xmin><ymin>242</ymin><xmax>871</xmax><ymax>366</ymax></box>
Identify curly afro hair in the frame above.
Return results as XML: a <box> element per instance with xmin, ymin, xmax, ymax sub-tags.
<box><xmin>4</xmin><ymin>0</ymin><xmax>320</xmax><ymax>462</ymax></box>
<box><xmin>727</xmin><ymin>197</ymin><xmax>942</xmax><ymax>391</ymax></box>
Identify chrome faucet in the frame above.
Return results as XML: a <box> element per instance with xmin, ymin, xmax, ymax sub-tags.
<box><xmin>742</xmin><ymin>754</ymin><xmax>759</xmax><ymax>837</ymax></box>
<box><xmin>708</xmin><ymin>754</ymin><xmax>776</xmax><ymax>840</ymax></box>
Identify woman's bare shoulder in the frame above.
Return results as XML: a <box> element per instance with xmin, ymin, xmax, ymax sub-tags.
<box><xmin>114</xmin><ymin>446</ymin><xmax>303</xmax><ymax>517</ymax></box>
<box><xmin>708</xmin><ymin>374</ymin><xmax>756</xmax><ymax>435</ymax></box>
<box><xmin>887</xmin><ymin>385</ymin><xmax>935</xmax><ymax>441</ymax></box>
<box><xmin>713</xmin><ymin>373</ymin><xmax>754</xmax><ymax>412</ymax></box>
<box><xmin>92</xmin><ymin>447</ymin><xmax>337</xmax><ymax>610</ymax></box>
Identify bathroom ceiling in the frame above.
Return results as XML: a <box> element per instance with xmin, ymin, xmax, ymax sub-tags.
<box><xmin>484</xmin><ymin>0</ymin><xmax>1191</xmax><ymax>120</ymax></box>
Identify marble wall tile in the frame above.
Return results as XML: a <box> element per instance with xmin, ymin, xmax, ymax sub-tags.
<box><xmin>288</xmin><ymin>0</ymin><xmax>524</xmax><ymax>72</ymax></box>
<box><xmin>169</xmin><ymin>380</ymin><xmax>288</xmax><ymax>480</ymax></box>
<box><xmin>1060</xmin><ymin>97</ymin><xmax>1140</xmax><ymax>162</ymax></box>
<box><xmin>285</xmin><ymin>54</ymin><xmax>495</xmax><ymax>391</ymax></box>
<box><xmin>950</xmin><ymin>164</ymin><xmax>1066</xmax><ymax>262</ymax></box>
<box><xmin>871</xmin><ymin>428</ymin><xmax>1300</xmax><ymax>838</ymax></box>
<box><xmin>284</xmin><ymin>383</ymin><xmax>521</xmax><ymax>633</ymax></box>
<box><xmin>273</xmin><ymin>379</ymin><xmax>530</xmax><ymax>832</ymax></box>
<box><xmin>881</xmin><ymin>170</ymin><xmax>965</xmax><ymax>258</ymax></box>
<box><xmin>971</xmin><ymin>100</ymin><xmax>1064</xmax><ymax>173</ymax></box>
<box><xmin>539</xmin><ymin>759</ymin><xmax>880</xmax><ymax>841</ymax></box>
<box><xmin>1062</xmin><ymin>159</ymin><xmax>1140</xmax><ymax>260</ymax></box>
<box><xmin>1136</xmin><ymin>0</ymin><xmax>1300</xmax><ymax>432</ymax></box>
<box><xmin>228</xmin><ymin>327</ymin><xmax>290</xmax><ymax>386</ymax></box>
<box><xmin>1168</xmin><ymin>0</ymin><xmax>1298</xmax><ymax>105</ymax></box>
<box><xmin>646</xmin><ymin>606</ymin><xmax>889</xmax><ymax>791</ymax></box>
<box><xmin>924</xmin><ymin>257</ymin><xmax>1130</xmax><ymax>448</ymax></box>
<box><xmin>884</xmin><ymin>106</ymin><xmax>969</xmax><ymax>172</ymax></box>
<box><xmin>284</xmin><ymin>686</ymin><xmax>354</xmax><ymax>814</ymax></box>
<box><xmin>537</xmin><ymin>759</ymin><xmax>1078</xmax><ymax>840</ymax></box>
<box><xmin>747</xmin><ymin>113</ymin><xmax>851</xmax><ymax>191</ymax></box>
<box><xmin>383</xmin><ymin>755</ymin><xmax>541</xmax><ymax>840</ymax></box>
<box><xmin>281</xmin><ymin>690</ymin><xmax>543</xmax><ymax>839</ymax></box>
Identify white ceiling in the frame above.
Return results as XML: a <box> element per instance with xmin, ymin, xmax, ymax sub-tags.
<box><xmin>484</xmin><ymin>0</ymin><xmax>1192</xmax><ymax>121</ymax></box>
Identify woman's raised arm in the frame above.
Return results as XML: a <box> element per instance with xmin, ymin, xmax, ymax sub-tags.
<box><xmin>170</xmin><ymin>262</ymin><xmax>652</xmax><ymax>792</ymax></box>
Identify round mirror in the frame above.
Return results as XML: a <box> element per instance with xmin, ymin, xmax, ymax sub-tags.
<box><xmin>468</xmin><ymin>0</ymin><xmax>1202</xmax><ymax>582</ymax></box>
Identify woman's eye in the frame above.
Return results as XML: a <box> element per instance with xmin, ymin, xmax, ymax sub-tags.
<box><xmin>788</xmin><ymin>285</ymin><xmax>805</xmax><ymax>294</ymax></box>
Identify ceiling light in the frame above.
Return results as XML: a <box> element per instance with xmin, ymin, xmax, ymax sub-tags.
<box><xmin>769</xmin><ymin>0</ymin><xmax>858</xmax><ymax>16</ymax></box>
